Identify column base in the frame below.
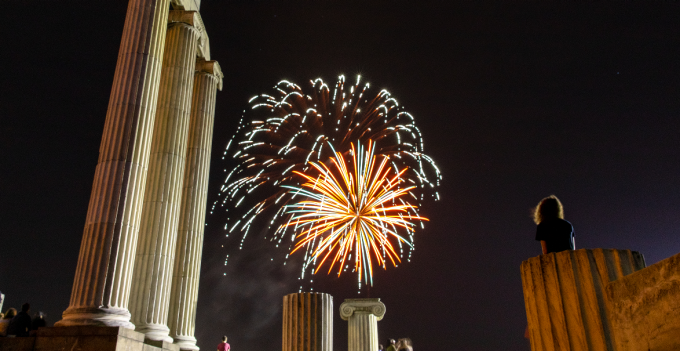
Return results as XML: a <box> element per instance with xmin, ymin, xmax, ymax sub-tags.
<box><xmin>173</xmin><ymin>335</ymin><xmax>200</xmax><ymax>350</ymax></box>
<box><xmin>55</xmin><ymin>306</ymin><xmax>135</xmax><ymax>329</ymax></box>
<box><xmin>136</xmin><ymin>323</ymin><xmax>174</xmax><ymax>343</ymax></box>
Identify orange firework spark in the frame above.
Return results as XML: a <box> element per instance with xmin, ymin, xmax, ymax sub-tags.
<box><xmin>280</xmin><ymin>140</ymin><xmax>428</xmax><ymax>286</ymax></box>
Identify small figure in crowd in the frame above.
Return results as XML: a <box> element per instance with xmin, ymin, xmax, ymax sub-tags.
<box><xmin>379</xmin><ymin>344</ymin><xmax>384</xmax><ymax>351</ymax></box>
<box><xmin>534</xmin><ymin>195</ymin><xmax>575</xmax><ymax>254</ymax></box>
<box><xmin>7</xmin><ymin>303</ymin><xmax>32</xmax><ymax>337</ymax></box>
<box><xmin>217</xmin><ymin>335</ymin><xmax>230</xmax><ymax>351</ymax></box>
<box><xmin>385</xmin><ymin>338</ymin><xmax>397</xmax><ymax>351</ymax></box>
<box><xmin>31</xmin><ymin>312</ymin><xmax>47</xmax><ymax>331</ymax></box>
<box><xmin>0</xmin><ymin>308</ymin><xmax>17</xmax><ymax>336</ymax></box>
<box><xmin>396</xmin><ymin>338</ymin><xmax>413</xmax><ymax>351</ymax></box>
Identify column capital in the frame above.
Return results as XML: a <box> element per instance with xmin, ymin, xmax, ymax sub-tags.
<box><xmin>196</xmin><ymin>59</ymin><xmax>223</xmax><ymax>90</ymax></box>
<box><xmin>168</xmin><ymin>10</ymin><xmax>210</xmax><ymax>61</ymax></box>
<box><xmin>340</xmin><ymin>298</ymin><xmax>386</xmax><ymax>321</ymax></box>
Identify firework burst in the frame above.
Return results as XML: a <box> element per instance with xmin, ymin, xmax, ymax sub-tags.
<box><xmin>283</xmin><ymin>140</ymin><xmax>427</xmax><ymax>286</ymax></box>
<box><xmin>214</xmin><ymin>75</ymin><xmax>441</xmax><ymax>285</ymax></box>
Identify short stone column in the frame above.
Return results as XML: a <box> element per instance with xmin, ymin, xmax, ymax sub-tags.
<box><xmin>128</xmin><ymin>10</ymin><xmax>201</xmax><ymax>343</ymax></box>
<box><xmin>340</xmin><ymin>298</ymin><xmax>386</xmax><ymax>351</ymax></box>
<box><xmin>282</xmin><ymin>293</ymin><xmax>333</xmax><ymax>351</ymax></box>
<box><xmin>521</xmin><ymin>249</ymin><xmax>645</xmax><ymax>351</ymax></box>
<box><xmin>167</xmin><ymin>59</ymin><xmax>223</xmax><ymax>351</ymax></box>
<box><xmin>55</xmin><ymin>0</ymin><xmax>170</xmax><ymax>329</ymax></box>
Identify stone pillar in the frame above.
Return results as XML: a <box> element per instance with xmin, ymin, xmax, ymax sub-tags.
<box><xmin>521</xmin><ymin>249</ymin><xmax>645</xmax><ymax>351</ymax></box>
<box><xmin>56</xmin><ymin>0</ymin><xmax>170</xmax><ymax>329</ymax></box>
<box><xmin>282</xmin><ymin>293</ymin><xmax>333</xmax><ymax>351</ymax></box>
<box><xmin>167</xmin><ymin>59</ymin><xmax>223</xmax><ymax>351</ymax></box>
<box><xmin>340</xmin><ymin>298</ymin><xmax>386</xmax><ymax>351</ymax></box>
<box><xmin>128</xmin><ymin>11</ymin><xmax>201</xmax><ymax>343</ymax></box>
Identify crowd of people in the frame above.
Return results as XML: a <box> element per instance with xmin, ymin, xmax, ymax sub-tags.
<box><xmin>0</xmin><ymin>303</ymin><xmax>47</xmax><ymax>337</ymax></box>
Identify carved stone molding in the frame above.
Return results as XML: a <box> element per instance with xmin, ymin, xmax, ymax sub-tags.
<box><xmin>168</xmin><ymin>10</ymin><xmax>210</xmax><ymax>61</ymax></box>
<box><xmin>339</xmin><ymin>298</ymin><xmax>386</xmax><ymax>321</ymax></box>
<box><xmin>195</xmin><ymin>59</ymin><xmax>223</xmax><ymax>90</ymax></box>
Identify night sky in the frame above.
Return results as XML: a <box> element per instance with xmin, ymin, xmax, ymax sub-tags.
<box><xmin>2</xmin><ymin>1</ymin><xmax>680</xmax><ymax>350</ymax></box>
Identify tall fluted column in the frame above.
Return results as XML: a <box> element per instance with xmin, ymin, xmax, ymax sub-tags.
<box><xmin>56</xmin><ymin>0</ymin><xmax>170</xmax><ymax>329</ymax></box>
<box><xmin>128</xmin><ymin>11</ymin><xmax>201</xmax><ymax>343</ymax></box>
<box><xmin>282</xmin><ymin>293</ymin><xmax>333</xmax><ymax>351</ymax></box>
<box><xmin>340</xmin><ymin>299</ymin><xmax>386</xmax><ymax>351</ymax></box>
<box><xmin>167</xmin><ymin>59</ymin><xmax>223</xmax><ymax>351</ymax></box>
<box><xmin>521</xmin><ymin>249</ymin><xmax>646</xmax><ymax>351</ymax></box>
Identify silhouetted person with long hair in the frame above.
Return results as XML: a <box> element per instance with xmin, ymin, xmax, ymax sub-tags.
<box><xmin>534</xmin><ymin>195</ymin><xmax>575</xmax><ymax>254</ymax></box>
<box><xmin>7</xmin><ymin>303</ymin><xmax>31</xmax><ymax>337</ymax></box>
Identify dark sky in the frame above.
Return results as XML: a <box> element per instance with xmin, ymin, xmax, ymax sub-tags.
<box><xmin>2</xmin><ymin>1</ymin><xmax>680</xmax><ymax>350</ymax></box>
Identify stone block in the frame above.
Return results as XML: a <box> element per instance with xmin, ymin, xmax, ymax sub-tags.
<box><xmin>0</xmin><ymin>337</ymin><xmax>36</xmax><ymax>351</ymax></box>
<box><xmin>606</xmin><ymin>251</ymin><xmax>680</xmax><ymax>351</ymax></box>
<box><xmin>144</xmin><ymin>338</ymin><xmax>181</xmax><ymax>351</ymax></box>
<box><xmin>33</xmin><ymin>326</ymin><xmax>143</xmax><ymax>351</ymax></box>
<box><xmin>521</xmin><ymin>249</ymin><xmax>645</xmax><ymax>351</ymax></box>
<box><xmin>0</xmin><ymin>326</ymin><xmax>181</xmax><ymax>351</ymax></box>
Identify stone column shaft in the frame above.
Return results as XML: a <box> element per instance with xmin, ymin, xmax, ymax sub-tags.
<box><xmin>56</xmin><ymin>0</ymin><xmax>170</xmax><ymax>329</ymax></box>
<box><xmin>521</xmin><ymin>249</ymin><xmax>645</xmax><ymax>351</ymax></box>
<box><xmin>129</xmin><ymin>11</ymin><xmax>201</xmax><ymax>342</ymax></box>
<box><xmin>340</xmin><ymin>299</ymin><xmax>386</xmax><ymax>351</ymax></box>
<box><xmin>168</xmin><ymin>60</ymin><xmax>223</xmax><ymax>351</ymax></box>
<box><xmin>283</xmin><ymin>293</ymin><xmax>333</xmax><ymax>351</ymax></box>
<box><xmin>348</xmin><ymin>314</ymin><xmax>378</xmax><ymax>351</ymax></box>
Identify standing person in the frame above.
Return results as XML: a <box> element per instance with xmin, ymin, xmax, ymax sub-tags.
<box><xmin>379</xmin><ymin>344</ymin><xmax>384</xmax><ymax>351</ymax></box>
<box><xmin>7</xmin><ymin>303</ymin><xmax>32</xmax><ymax>337</ymax></box>
<box><xmin>534</xmin><ymin>195</ymin><xmax>575</xmax><ymax>254</ymax></box>
<box><xmin>31</xmin><ymin>312</ymin><xmax>47</xmax><ymax>331</ymax></box>
<box><xmin>217</xmin><ymin>335</ymin><xmax>230</xmax><ymax>351</ymax></box>
<box><xmin>396</xmin><ymin>338</ymin><xmax>413</xmax><ymax>351</ymax></box>
<box><xmin>385</xmin><ymin>339</ymin><xmax>397</xmax><ymax>351</ymax></box>
<box><xmin>0</xmin><ymin>308</ymin><xmax>17</xmax><ymax>336</ymax></box>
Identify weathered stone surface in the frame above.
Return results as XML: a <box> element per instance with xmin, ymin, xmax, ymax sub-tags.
<box><xmin>340</xmin><ymin>298</ymin><xmax>385</xmax><ymax>351</ymax></box>
<box><xmin>167</xmin><ymin>59</ymin><xmax>222</xmax><ymax>351</ymax></box>
<box><xmin>606</xmin><ymin>251</ymin><xmax>680</xmax><ymax>351</ymax></box>
<box><xmin>282</xmin><ymin>293</ymin><xmax>333</xmax><ymax>351</ymax></box>
<box><xmin>0</xmin><ymin>327</ymin><xmax>180</xmax><ymax>351</ymax></box>
<box><xmin>521</xmin><ymin>249</ymin><xmax>645</xmax><ymax>351</ymax></box>
<box><xmin>0</xmin><ymin>337</ymin><xmax>35</xmax><ymax>351</ymax></box>
<box><xmin>55</xmin><ymin>0</ymin><xmax>171</xmax><ymax>329</ymax></box>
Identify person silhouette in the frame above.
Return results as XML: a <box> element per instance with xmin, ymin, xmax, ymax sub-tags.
<box><xmin>7</xmin><ymin>303</ymin><xmax>32</xmax><ymax>337</ymax></box>
<box><xmin>534</xmin><ymin>195</ymin><xmax>575</xmax><ymax>254</ymax></box>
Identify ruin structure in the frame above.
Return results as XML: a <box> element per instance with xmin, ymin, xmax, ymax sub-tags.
<box><xmin>522</xmin><ymin>248</ymin><xmax>680</xmax><ymax>351</ymax></box>
<box><xmin>0</xmin><ymin>0</ymin><xmax>222</xmax><ymax>350</ymax></box>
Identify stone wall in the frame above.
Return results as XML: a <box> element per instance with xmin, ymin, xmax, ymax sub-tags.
<box><xmin>605</xmin><ymin>251</ymin><xmax>680</xmax><ymax>351</ymax></box>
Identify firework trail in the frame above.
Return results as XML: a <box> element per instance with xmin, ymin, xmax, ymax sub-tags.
<box><xmin>214</xmin><ymin>75</ymin><xmax>441</xmax><ymax>284</ymax></box>
<box><xmin>283</xmin><ymin>140</ymin><xmax>428</xmax><ymax>286</ymax></box>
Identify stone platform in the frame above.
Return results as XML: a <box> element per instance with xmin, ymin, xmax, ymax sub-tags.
<box><xmin>0</xmin><ymin>326</ymin><xmax>179</xmax><ymax>351</ymax></box>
